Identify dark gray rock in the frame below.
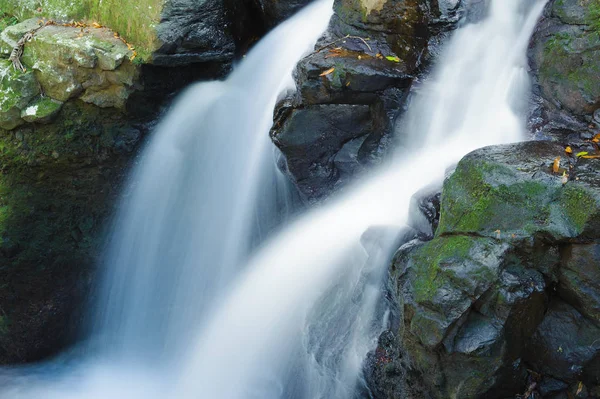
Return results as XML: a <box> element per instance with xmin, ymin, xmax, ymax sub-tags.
<box><xmin>271</xmin><ymin>104</ymin><xmax>373</xmax><ymax>200</ymax></box>
<box><xmin>559</xmin><ymin>244</ymin><xmax>600</xmax><ymax>327</ymax></box>
<box><xmin>525</xmin><ymin>299</ymin><xmax>600</xmax><ymax>386</ymax></box>
<box><xmin>528</xmin><ymin>0</ymin><xmax>600</xmax><ymax>138</ymax></box>
<box><xmin>154</xmin><ymin>0</ymin><xmax>235</xmax><ymax>67</ymax></box>
<box><xmin>255</xmin><ymin>0</ymin><xmax>314</xmax><ymax>26</ymax></box>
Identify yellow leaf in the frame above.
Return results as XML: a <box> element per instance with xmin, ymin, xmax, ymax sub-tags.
<box><xmin>593</xmin><ymin>133</ymin><xmax>600</xmax><ymax>143</ymax></box>
<box><xmin>319</xmin><ymin>67</ymin><xmax>335</xmax><ymax>77</ymax></box>
<box><xmin>565</xmin><ymin>146</ymin><xmax>573</xmax><ymax>154</ymax></box>
<box><xmin>385</xmin><ymin>55</ymin><xmax>400</xmax><ymax>63</ymax></box>
<box><xmin>576</xmin><ymin>381</ymin><xmax>583</xmax><ymax>395</ymax></box>
<box><xmin>576</xmin><ymin>151</ymin><xmax>589</xmax><ymax>158</ymax></box>
<box><xmin>552</xmin><ymin>156</ymin><xmax>561</xmax><ymax>174</ymax></box>
<box><xmin>582</xmin><ymin>154</ymin><xmax>600</xmax><ymax>159</ymax></box>
<box><xmin>92</xmin><ymin>22</ymin><xmax>102</xmax><ymax>28</ymax></box>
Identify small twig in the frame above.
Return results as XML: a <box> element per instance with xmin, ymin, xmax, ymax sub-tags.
<box><xmin>314</xmin><ymin>34</ymin><xmax>372</xmax><ymax>54</ymax></box>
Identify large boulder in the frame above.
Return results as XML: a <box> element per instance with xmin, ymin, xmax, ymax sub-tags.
<box><xmin>529</xmin><ymin>0</ymin><xmax>600</xmax><ymax>137</ymax></box>
<box><xmin>272</xmin><ymin>0</ymin><xmax>444</xmax><ymax>201</ymax></box>
<box><xmin>368</xmin><ymin>142</ymin><xmax>600</xmax><ymax>398</ymax></box>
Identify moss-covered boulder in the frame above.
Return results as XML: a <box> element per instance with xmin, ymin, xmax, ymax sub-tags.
<box><xmin>530</xmin><ymin>0</ymin><xmax>600</xmax><ymax>128</ymax></box>
<box><xmin>368</xmin><ymin>141</ymin><xmax>600</xmax><ymax>398</ymax></box>
<box><xmin>438</xmin><ymin>141</ymin><xmax>600</xmax><ymax>240</ymax></box>
<box><xmin>0</xmin><ymin>18</ymin><xmax>139</xmax><ymax>130</ymax></box>
<box><xmin>0</xmin><ymin>59</ymin><xmax>40</xmax><ymax>130</ymax></box>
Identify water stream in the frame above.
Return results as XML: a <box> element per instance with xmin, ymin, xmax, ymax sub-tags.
<box><xmin>0</xmin><ymin>0</ymin><xmax>546</xmax><ymax>397</ymax></box>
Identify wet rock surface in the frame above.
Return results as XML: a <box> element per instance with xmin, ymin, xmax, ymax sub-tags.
<box><xmin>529</xmin><ymin>0</ymin><xmax>600</xmax><ymax>139</ymax></box>
<box><xmin>368</xmin><ymin>142</ymin><xmax>600</xmax><ymax>398</ymax></box>
<box><xmin>271</xmin><ymin>0</ymin><xmax>454</xmax><ymax>202</ymax></box>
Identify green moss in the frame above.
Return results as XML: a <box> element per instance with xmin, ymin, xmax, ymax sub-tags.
<box><xmin>587</xmin><ymin>0</ymin><xmax>600</xmax><ymax>32</ymax></box>
<box><xmin>0</xmin><ymin>12</ymin><xmax>18</xmax><ymax>32</ymax></box>
<box><xmin>559</xmin><ymin>184</ymin><xmax>597</xmax><ymax>234</ymax></box>
<box><xmin>411</xmin><ymin>236</ymin><xmax>474</xmax><ymax>303</ymax></box>
<box><xmin>438</xmin><ymin>158</ymin><xmax>552</xmax><ymax>236</ymax></box>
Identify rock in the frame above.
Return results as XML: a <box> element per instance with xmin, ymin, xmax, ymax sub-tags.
<box><xmin>376</xmin><ymin>234</ymin><xmax>548</xmax><ymax>398</ymax></box>
<box><xmin>369</xmin><ymin>140</ymin><xmax>600</xmax><ymax>398</ymax></box>
<box><xmin>559</xmin><ymin>244</ymin><xmax>600</xmax><ymax>327</ymax></box>
<box><xmin>271</xmin><ymin>104</ymin><xmax>373</xmax><ymax>200</ymax></box>
<box><xmin>272</xmin><ymin>0</ymin><xmax>441</xmax><ymax>201</ymax></box>
<box><xmin>407</xmin><ymin>184</ymin><xmax>441</xmax><ymax>239</ymax></box>
<box><xmin>525</xmin><ymin>299</ymin><xmax>600</xmax><ymax>385</ymax></box>
<box><xmin>528</xmin><ymin>0</ymin><xmax>600</xmax><ymax>137</ymax></box>
<box><xmin>153</xmin><ymin>0</ymin><xmax>235</xmax><ymax>67</ymax></box>
<box><xmin>11</xmin><ymin>21</ymin><xmax>139</xmax><ymax>108</ymax></box>
<box><xmin>0</xmin><ymin>59</ymin><xmax>40</xmax><ymax>130</ymax></box>
<box><xmin>255</xmin><ymin>0</ymin><xmax>315</xmax><ymax>26</ymax></box>
<box><xmin>20</xmin><ymin>97</ymin><xmax>63</xmax><ymax>124</ymax></box>
<box><xmin>437</xmin><ymin>141</ymin><xmax>600</xmax><ymax>241</ymax></box>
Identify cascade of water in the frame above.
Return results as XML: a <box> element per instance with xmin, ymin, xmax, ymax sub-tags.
<box><xmin>0</xmin><ymin>0</ymin><xmax>547</xmax><ymax>398</ymax></box>
<box><xmin>174</xmin><ymin>1</ymin><xmax>547</xmax><ymax>398</ymax></box>
<box><xmin>91</xmin><ymin>0</ymin><xmax>334</xmax><ymax>363</ymax></box>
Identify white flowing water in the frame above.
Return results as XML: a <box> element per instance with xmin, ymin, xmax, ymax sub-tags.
<box><xmin>0</xmin><ymin>0</ymin><xmax>546</xmax><ymax>398</ymax></box>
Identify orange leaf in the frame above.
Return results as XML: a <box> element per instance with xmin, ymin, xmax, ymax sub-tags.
<box><xmin>565</xmin><ymin>146</ymin><xmax>573</xmax><ymax>154</ymax></box>
<box><xmin>92</xmin><ymin>22</ymin><xmax>102</xmax><ymax>28</ymax></box>
<box><xmin>319</xmin><ymin>67</ymin><xmax>335</xmax><ymax>77</ymax></box>
<box><xmin>593</xmin><ymin>133</ymin><xmax>600</xmax><ymax>143</ymax></box>
<box><xmin>552</xmin><ymin>156</ymin><xmax>561</xmax><ymax>174</ymax></box>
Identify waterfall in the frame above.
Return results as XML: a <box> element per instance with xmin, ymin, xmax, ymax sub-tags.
<box><xmin>0</xmin><ymin>0</ymin><xmax>547</xmax><ymax>398</ymax></box>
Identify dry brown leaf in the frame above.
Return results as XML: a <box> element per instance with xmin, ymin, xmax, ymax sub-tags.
<box><xmin>582</xmin><ymin>154</ymin><xmax>600</xmax><ymax>159</ymax></box>
<box><xmin>552</xmin><ymin>156</ymin><xmax>561</xmax><ymax>174</ymax></box>
<box><xmin>319</xmin><ymin>67</ymin><xmax>335</xmax><ymax>77</ymax></box>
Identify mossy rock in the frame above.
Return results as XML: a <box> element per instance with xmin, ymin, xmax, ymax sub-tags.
<box><xmin>20</xmin><ymin>96</ymin><xmax>63</xmax><ymax>123</ymax></box>
<box><xmin>0</xmin><ymin>59</ymin><xmax>40</xmax><ymax>130</ymax></box>
<box><xmin>437</xmin><ymin>141</ymin><xmax>600</xmax><ymax>240</ymax></box>
<box><xmin>401</xmin><ymin>236</ymin><xmax>508</xmax><ymax>348</ymax></box>
<box><xmin>531</xmin><ymin>0</ymin><xmax>600</xmax><ymax>116</ymax></box>
<box><xmin>0</xmin><ymin>19</ymin><xmax>139</xmax><ymax>108</ymax></box>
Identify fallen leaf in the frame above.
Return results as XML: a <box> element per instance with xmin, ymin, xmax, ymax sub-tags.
<box><xmin>576</xmin><ymin>151</ymin><xmax>589</xmax><ymax>158</ymax></box>
<box><xmin>385</xmin><ymin>55</ymin><xmax>400</xmax><ymax>63</ymax></box>
<box><xmin>582</xmin><ymin>154</ymin><xmax>600</xmax><ymax>159</ymax></box>
<box><xmin>92</xmin><ymin>22</ymin><xmax>102</xmax><ymax>28</ymax></box>
<box><xmin>553</xmin><ymin>156</ymin><xmax>561</xmax><ymax>174</ymax></box>
<box><xmin>319</xmin><ymin>67</ymin><xmax>335</xmax><ymax>77</ymax></box>
<box><xmin>561</xmin><ymin>172</ymin><xmax>568</xmax><ymax>185</ymax></box>
<box><xmin>565</xmin><ymin>146</ymin><xmax>573</xmax><ymax>154</ymax></box>
<box><xmin>576</xmin><ymin>381</ymin><xmax>583</xmax><ymax>395</ymax></box>
<box><xmin>593</xmin><ymin>133</ymin><xmax>600</xmax><ymax>143</ymax></box>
